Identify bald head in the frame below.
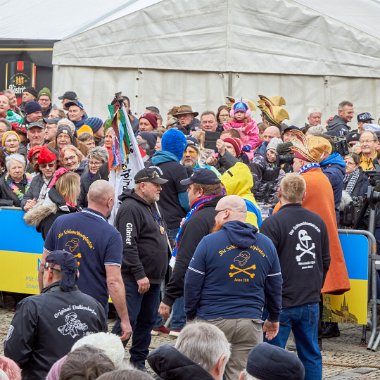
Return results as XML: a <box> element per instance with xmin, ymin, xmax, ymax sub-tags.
<box><xmin>262</xmin><ymin>126</ymin><xmax>281</xmax><ymax>142</ymax></box>
<box><xmin>88</xmin><ymin>180</ymin><xmax>114</xmax><ymax>206</ymax></box>
<box><xmin>216</xmin><ymin>195</ymin><xmax>247</xmax><ymax>223</ymax></box>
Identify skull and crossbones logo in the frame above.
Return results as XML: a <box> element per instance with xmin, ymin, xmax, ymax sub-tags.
<box><xmin>295</xmin><ymin>229</ymin><xmax>315</xmax><ymax>262</ymax></box>
<box><xmin>229</xmin><ymin>264</ymin><xmax>256</xmax><ymax>278</ymax></box>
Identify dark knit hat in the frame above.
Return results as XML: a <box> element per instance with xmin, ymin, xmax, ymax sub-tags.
<box><xmin>139</xmin><ymin>113</ymin><xmax>158</xmax><ymax>130</ymax></box>
<box><xmin>161</xmin><ymin>129</ymin><xmax>187</xmax><ymax>161</ymax></box>
<box><xmin>85</xmin><ymin>117</ymin><xmax>104</xmax><ymax>133</ymax></box>
<box><xmin>38</xmin><ymin>87</ymin><xmax>52</xmax><ymax>100</ymax></box>
<box><xmin>246</xmin><ymin>343</ymin><xmax>305</xmax><ymax>380</ymax></box>
<box><xmin>45</xmin><ymin>250</ymin><xmax>78</xmax><ymax>292</ymax></box>
<box><xmin>56</xmin><ymin>125</ymin><xmax>73</xmax><ymax>141</ymax></box>
<box><xmin>222</xmin><ymin>137</ymin><xmax>242</xmax><ymax>156</ymax></box>
<box><xmin>38</xmin><ymin>146</ymin><xmax>57</xmax><ymax>164</ymax></box>
<box><xmin>138</xmin><ymin>132</ymin><xmax>157</xmax><ymax>150</ymax></box>
<box><xmin>23</xmin><ymin>86</ymin><xmax>38</xmax><ymax>98</ymax></box>
<box><xmin>24</xmin><ymin>101</ymin><xmax>42</xmax><ymax>115</ymax></box>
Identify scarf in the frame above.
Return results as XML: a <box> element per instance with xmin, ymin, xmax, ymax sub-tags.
<box><xmin>5</xmin><ymin>172</ymin><xmax>33</xmax><ymax>200</ymax></box>
<box><xmin>298</xmin><ymin>162</ymin><xmax>320</xmax><ymax>174</ymax></box>
<box><xmin>172</xmin><ymin>194</ymin><xmax>220</xmax><ymax>259</ymax></box>
<box><xmin>343</xmin><ymin>168</ymin><xmax>360</xmax><ymax>195</ymax></box>
<box><xmin>37</xmin><ymin>175</ymin><xmax>52</xmax><ymax>202</ymax></box>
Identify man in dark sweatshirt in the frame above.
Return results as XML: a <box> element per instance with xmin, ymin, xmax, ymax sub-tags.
<box><xmin>111</xmin><ymin>167</ymin><xmax>169</xmax><ymax>370</ymax></box>
<box><xmin>260</xmin><ymin>173</ymin><xmax>330</xmax><ymax>380</ymax></box>
<box><xmin>184</xmin><ymin>195</ymin><xmax>282</xmax><ymax>380</ymax></box>
<box><xmin>326</xmin><ymin>100</ymin><xmax>354</xmax><ymax>137</ymax></box>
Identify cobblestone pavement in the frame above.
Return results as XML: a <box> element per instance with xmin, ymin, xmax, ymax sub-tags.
<box><xmin>1</xmin><ymin>302</ymin><xmax>379</xmax><ymax>378</ymax></box>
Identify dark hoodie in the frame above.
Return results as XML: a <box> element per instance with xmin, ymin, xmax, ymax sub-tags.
<box><xmin>320</xmin><ymin>152</ymin><xmax>346</xmax><ymax>223</ymax></box>
<box><xmin>184</xmin><ymin>220</ymin><xmax>282</xmax><ymax>321</ymax></box>
<box><xmin>115</xmin><ymin>189</ymin><xmax>168</xmax><ymax>284</ymax></box>
<box><xmin>148</xmin><ymin>345</ymin><xmax>214</xmax><ymax>380</ymax></box>
<box><xmin>326</xmin><ymin>115</ymin><xmax>350</xmax><ymax>137</ymax></box>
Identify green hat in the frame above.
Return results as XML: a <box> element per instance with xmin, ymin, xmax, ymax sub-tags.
<box><xmin>38</xmin><ymin>87</ymin><xmax>52</xmax><ymax>100</ymax></box>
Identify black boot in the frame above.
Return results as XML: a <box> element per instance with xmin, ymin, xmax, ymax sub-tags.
<box><xmin>321</xmin><ymin>322</ymin><xmax>340</xmax><ymax>338</ymax></box>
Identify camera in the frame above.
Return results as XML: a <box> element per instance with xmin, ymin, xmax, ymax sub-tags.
<box><xmin>278</xmin><ymin>153</ymin><xmax>294</xmax><ymax>165</ymax></box>
<box><xmin>330</xmin><ymin>136</ymin><xmax>350</xmax><ymax>157</ymax></box>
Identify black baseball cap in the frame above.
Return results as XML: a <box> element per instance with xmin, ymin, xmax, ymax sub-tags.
<box><xmin>43</xmin><ymin>117</ymin><xmax>61</xmax><ymax>124</ymax></box>
<box><xmin>58</xmin><ymin>91</ymin><xmax>78</xmax><ymax>100</ymax></box>
<box><xmin>357</xmin><ymin>112</ymin><xmax>374</xmax><ymax>122</ymax></box>
<box><xmin>134</xmin><ymin>167</ymin><xmax>168</xmax><ymax>184</ymax></box>
<box><xmin>180</xmin><ymin>168</ymin><xmax>221</xmax><ymax>186</ymax></box>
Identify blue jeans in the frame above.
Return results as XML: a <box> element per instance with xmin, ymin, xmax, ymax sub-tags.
<box><xmin>269</xmin><ymin>303</ymin><xmax>322</xmax><ymax>380</ymax></box>
<box><xmin>171</xmin><ymin>296</ymin><xmax>186</xmax><ymax>330</ymax></box>
<box><xmin>112</xmin><ymin>281</ymin><xmax>160</xmax><ymax>369</ymax></box>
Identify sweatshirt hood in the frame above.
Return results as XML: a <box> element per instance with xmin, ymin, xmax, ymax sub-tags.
<box><xmin>147</xmin><ymin>345</ymin><xmax>214</xmax><ymax>380</ymax></box>
<box><xmin>118</xmin><ymin>188</ymin><xmax>151</xmax><ymax>207</ymax></box>
<box><xmin>327</xmin><ymin>115</ymin><xmax>349</xmax><ymax>130</ymax></box>
<box><xmin>151</xmin><ymin>150</ymin><xmax>179</xmax><ymax>165</ymax></box>
<box><xmin>319</xmin><ymin>151</ymin><xmax>346</xmax><ymax>169</ymax></box>
<box><xmin>223</xmin><ymin>220</ymin><xmax>257</xmax><ymax>248</ymax></box>
<box><xmin>221</xmin><ymin>162</ymin><xmax>253</xmax><ymax>196</ymax></box>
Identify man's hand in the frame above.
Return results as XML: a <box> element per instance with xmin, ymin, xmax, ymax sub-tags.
<box><xmin>119</xmin><ymin>318</ymin><xmax>133</xmax><ymax>341</ymax></box>
<box><xmin>137</xmin><ymin>277</ymin><xmax>150</xmax><ymax>294</ymax></box>
<box><xmin>216</xmin><ymin>139</ymin><xmax>226</xmax><ymax>156</ymax></box>
<box><xmin>24</xmin><ymin>199</ymin><xmax>37</xmax><ymax>211</ymax></box>
<box><xmin>263</xmin><ymin>320</ymin><xmax>279</xmax><ymax>341</ymax></box>
<box><xmin>158</xmin><ymin>301</ymin><xmax>171</xmax><ymax>319</ymax></box>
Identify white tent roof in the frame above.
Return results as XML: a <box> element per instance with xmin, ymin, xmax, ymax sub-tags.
<box><xmin>0</xmin><ymin>0</ymin><xmax>159</xmax><ymax>40</ymax></box>
<box><xmin>53</xmin><ymin>0</ymin><xmax>380</xmax><ymax>77</ymax></box>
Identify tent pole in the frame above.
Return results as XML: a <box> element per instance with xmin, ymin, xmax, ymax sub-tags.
<box><xmin>227</xmin><ymin>72</ymin><xmax>233</xmax><ymax>96</ymax></box>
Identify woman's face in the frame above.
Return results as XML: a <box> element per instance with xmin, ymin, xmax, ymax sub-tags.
<box><xmin>9</xmin><ymin>160</ymin><xmax>24</xmax><ymax>181</ymax></box>
<box><xmin>266</xmin><ymin>149</ymin><xmax>277</xmax><ymax>163</ymax></box>
<box><xmin>155</xmin><ymin>136</ymin><xmax>162</xmax><ymax>151</ymax></box>
<box><xmin>218</xmin><ymin>109</ymin><xmax>230</xmax><ymax>123</ymax></box>
<box><xmin>345</xmin><ymin>156</ymin><xmax>357</xmax><ymax>174</ymax></box>
<box><xmin>4</xmin><ymin>134</ymin><xmax>20</xmax><ymax>153</ymax></box>
<box><xmin>88</xmin><ymin>157</ymin><xmax>103</xmax><ymax>175</ymax></box>
<box><xmin>104</xmin><ymin>129</ymin><xmax>114</xmax><ymax>149</ymax></box>
<box><xmin>57</xmin><ymin>132</ymin><xmax>72</xmax><ymax>149</ymax></box>
<box><xmin>40</xmin><ymin>160</ymin><xmax>57</xmax><ymax>178</ymax></box>
<box><xmin>62</xmin><ymin>149</ymin><xmax>79</xmax><ymax>171</ymax></box>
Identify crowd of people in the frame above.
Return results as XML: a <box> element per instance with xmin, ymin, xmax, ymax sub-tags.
<box><xmin>0</xmin><ymin>87</ymin><xmax>378</xmax><ymax>380</ymax></box>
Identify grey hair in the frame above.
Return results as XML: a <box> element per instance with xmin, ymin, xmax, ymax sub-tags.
<box><xmin>175</xmin><ymin>322</ymin><xmax>231</xmax><ymax>372</ymax></box>
<box><xmin>87</xmin><ymin>146</ymin><xmax>109</xmax><ymax>163</ymax></box>
<box><xmin>57</xmin><ymin>118</ymin><xmax>76</xmax><ymax>134</ymax></box>
<box><xmin>5</xmin><ymin>153</ymin><xmax>26</xmax><ymax>171</ymax></box>
<box><xmin>0</xmin><ymin>118</ymin><xmax>12</xmax><ymax>131</ymax></box>
<box><xmin>338</xmin><ymin>100</ymin><xmax>353</xmax><ymax>110</ymax></box>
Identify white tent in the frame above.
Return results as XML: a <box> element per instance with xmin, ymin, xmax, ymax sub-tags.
<box><xmin>52</xmin><ymin>0</ymin><xmax>380</xmax><ymax>126</ymax></box>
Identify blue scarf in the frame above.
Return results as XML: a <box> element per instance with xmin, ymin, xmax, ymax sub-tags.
<box><xmin>172</xmin><ymin>194</ymin><xmax>220</xmax><ymax>258</ymax></box>
<box><xmin>298</xmin><ymin>162</ymin><xmax>320</xmax><ymax>174</ymax></box>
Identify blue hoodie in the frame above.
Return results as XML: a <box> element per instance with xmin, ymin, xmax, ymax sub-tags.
<box><xmin>320</xmin><ymin>152</ymin><xmax>346</xmax><ymax>223</ymax></box>
<box><xmin>151</xmin><ymin>150</ymin><xmax>179</xmax><ymax>165</ymax></box>
<box><xmin>184</xmin><ymin>221</ymin><xmax>282</xmax><ymax>321</ymax></box>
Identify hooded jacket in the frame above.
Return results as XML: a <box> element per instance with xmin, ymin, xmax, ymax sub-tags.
<box><xmin>116</xmin><ymin>189</ymin><xmax>168</xmax><ymax>284</ymax></box>
<box><xmin>221</xmin><ymin>162</ymin><xmax>262</xmax><ymax>227</ymax></box>
<box><xmin>184</xmin><ymin>221</ymin><xmax>282</xmax><ymax>321</ymax></box>
<box><xmin>4</xmin><ymin>283</ymin><xmax>107</xmax><ymax>380</ymax></box>
<box><xmin>326</xmin><ymin>115</ymin><xmax>350</xmax><ymax>137</ymax></box>
<box><xmin>320</xmin><ymin>152</ymin><xmax>346</xmax><ymax>223</ymax></box>
<box><xmin>162</xmin><ymin>195</ymin><xmax>222</xmax><ymax>306</ymax></box>
<box><xmin>151</xmin><ymin>151</ymin><xmax>189</xmax><ymax>229</ymax></box>
<box><xmin>147</xmin><ymin>345</ymin><xmax>214</xmax><ymax>380</ymax></box>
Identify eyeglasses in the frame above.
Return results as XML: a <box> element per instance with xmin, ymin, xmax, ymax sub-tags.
<box><xmin>184</xmin><ymin>149</ymin><xmax>198</xmax><ymax>157</ymax></box>
<box><xmin>63</xmin><ymin>155</ymin><xmax>76</xmax><ymax>162</ymax></box>
<box><xmin>89</xmin><ymin>161</ymin><xmax>103</xmax><ymax>167</ymax></box>
<box><xmin>39</xmin><ymin>162</ymin><xmax>56</xmax><ymax>168</ymax></box>
<box><xmin>215</xmin><ymin>208</ymin><xmax>245</xmax><ymax>214</ymax></box>
<box><xmin>43</xmin><ymin>262</ymin><xmax>61</xmax><ymax>272</ymax></box>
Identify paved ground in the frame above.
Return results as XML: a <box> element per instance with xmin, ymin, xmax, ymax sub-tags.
<box><xmin>1</xmin><ymin>298</ymin><xmax>379</xmax><ymax>378</ymax></box>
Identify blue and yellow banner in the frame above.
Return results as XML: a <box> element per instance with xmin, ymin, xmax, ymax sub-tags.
<box><xmin>0</xmin><ymin>208</ymin><xmax>43</xmax><ymax>294</ymax></box>
<box><xmin>323</xmin><ymin>233</ymin><xmax>369</xmax><ymax>325</ymax></box>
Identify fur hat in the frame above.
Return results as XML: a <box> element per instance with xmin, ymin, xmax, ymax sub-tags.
<box><xmin>23</xmin><ymin>87</ymin><xmax>37</xmax><ymax>98</ymax></box>
<box><xmin>38</xmin><ymin>87</ymin><xmax>52</xmax><ymax>100</ymax></box>
<box><xmin>222</xmin><ymin>136</ymin><xmax>242</xmax><ymax>157</ymax></box>
<box><xmin>291</xmin><ymin>130</ymin><xmax>332</xmax><ymax>163</ymax></box>
<box><xmin>71</xmin><ymin>332</ymin><xmax>125</xmax><ymax>368</ymax></box>
<box><xmin>38</xmin><ymin>146</ymin><xmax>57</xmax><ymax>165</ymax></box>
<box><xmin>24</xmin><ymin>101</ymin><xmax>42</xmax><ymax>115</ymax></box>
<box><xmin>161</xmin><ymin>129</ymin><xmax>187</xmax><ymax>161</ymax></box>
<box><xmin>266</xmin><ymin>137</ymin><xmax>282</xmax><ymax>152</ymax></box>
<box><xmin>139</xmin><ymin>113</ymin><xmax>158</xmax><ymax>130</ymax></box>
<box><xmin>246</xmin><ymin>343</ymin><xmax>305</xmax><ymax>380</ymax></box>
<box><xmin>85</xmin><ymin>117</ymin><xmax>104</xmax><ymax>133</ymax></box>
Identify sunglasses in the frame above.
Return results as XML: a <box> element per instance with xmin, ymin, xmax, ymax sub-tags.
<box><xmin>39</xmin><ymin>162</ymin><xmax>56</xmax><ymax>168</ymax></box>
<box><xmin>43</xmin><ymin>262</ymin><xmax>61</xmax><ymax>272</ymax></box>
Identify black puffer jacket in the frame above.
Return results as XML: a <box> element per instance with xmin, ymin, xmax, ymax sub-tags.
<box><xmin>4</xmin><ymin>283</ymin><xmax>107</xmax><ymax>380</ymax></box>
<box><xmin>116</xmin><ymin>189</ymin><xmax>169</xmax><ymax>284</ymax></box>
<box><xmin>326</xmin><ymin>115</ymin><xmax>350</xmax><ymax>137</ymax></box>
<box><xmin>148</xmin><ymin>345</ymin><xmax>214</xmax><ymax>380</ymax></box>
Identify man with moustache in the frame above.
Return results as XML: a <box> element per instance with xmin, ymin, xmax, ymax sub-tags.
<box><xmin>112</xmin><ymin>167</ymin><xmax>169</xmax><ymax>370</ymax></box>
<box><xmin>184</xmin><ymin>195</ymin><xmax>282</xmax><ymax>380</ymax></box>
